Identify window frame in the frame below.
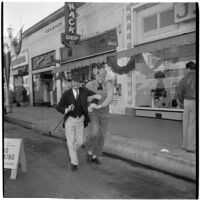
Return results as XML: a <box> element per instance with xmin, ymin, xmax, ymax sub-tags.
<box><xmin>142</xmin><ymin>8</ymin><xmax>177</xmax><ymax>37</ymax></box>
<box><xmin>133</xmin><ymin>3</ymin><xmax>179</xmax><ymax>45</ymax></box>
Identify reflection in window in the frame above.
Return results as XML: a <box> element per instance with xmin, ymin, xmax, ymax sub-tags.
<box><xmin>135</xmin><ymin>45</ymin><xmax>195</xmax><ymax>109</ymax></box>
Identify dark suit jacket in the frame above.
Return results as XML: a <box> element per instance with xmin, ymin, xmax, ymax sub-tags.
<box><xmin>57</xmin><ymin>87</ymin><xmax>97</xmax><ymax>128</ymax></box>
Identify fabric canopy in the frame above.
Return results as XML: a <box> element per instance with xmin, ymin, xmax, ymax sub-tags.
<box><xmin>106</xmin><ymin>55</ymin><xmax>136</xmax><ymax>75</ymax></box>
<box><xmin>52</xmin><ymin>52</ymin><xmax>115</xmax><ymax>74</ymax></box>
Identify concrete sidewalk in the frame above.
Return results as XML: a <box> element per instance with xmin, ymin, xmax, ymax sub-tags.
<box><xmin>4</xmin><ymin>106</ymin><xmax>196</xmax><ymax>180</ymax></box>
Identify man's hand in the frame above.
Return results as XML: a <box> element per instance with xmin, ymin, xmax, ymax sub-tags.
<box><xmin>88</xmin><ymin>106</ymin><xmax>93</xmax><ymax>112</ymax></box>
<box><xmin>90</xmin><ymin>103</ymin><xmax>102</xmax><ymax>109</ymax></box>
<box><xmin>65</xmin><ymin>104</ymin><xmax>74</xmax><ymax>114</ymax></box>
<box><xmin>88</xmin><ymin>94</ymin><xmax>102</xmax><ymax>102</ymax></box>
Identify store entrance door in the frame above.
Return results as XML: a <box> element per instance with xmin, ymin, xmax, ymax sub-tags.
<box><xmin>33</xmin><ymin>71</ymin><xmax>54</xmax><ymax>106</ymax></box>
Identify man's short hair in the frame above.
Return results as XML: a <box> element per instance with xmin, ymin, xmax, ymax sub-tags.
<box><xmin>71</xmin><ymin>76</ymin><xmax>81</xmax><ymax>82</ymax></box>
<box><xmin>186</xmin><ymin>61</ymin><xmax>196</xmax><ymax>70</ymax></box>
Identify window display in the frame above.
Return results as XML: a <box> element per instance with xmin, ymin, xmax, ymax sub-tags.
<box><xmin>135</xmin><ymin>45</ymin><xmax>195</xmax><ymax>109</ymax></box>
<box><xmin>33</xmin><ymin>72</ymin><xmax>53</xmax><ymax>106</ymax></box>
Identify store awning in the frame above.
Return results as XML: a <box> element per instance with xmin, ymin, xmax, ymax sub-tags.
<box><xmin>117</xmin><ymin>32</ymin><xmax>196</xmax><ymax>58</ymax></box>
<box><xmin>52</xmin><ymin>52</ymin><xmax>116</xmax><ymax>74</ymax></box>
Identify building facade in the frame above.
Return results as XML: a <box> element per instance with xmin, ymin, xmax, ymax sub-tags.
<box><xmin>10</xmin><ymin>3</ymin><xmax>196</xmax><ymax>120</ymax></box>
<box><xmin>116</xmin><ymin>3</ymin><xmax>196</xmax><ymax>120</ymax></box>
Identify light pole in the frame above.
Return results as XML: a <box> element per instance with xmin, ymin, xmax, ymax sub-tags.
<box><xmin>4</xmin><ymin>25</ymin><xmax>13</xmax><ymax>113</ymax></box>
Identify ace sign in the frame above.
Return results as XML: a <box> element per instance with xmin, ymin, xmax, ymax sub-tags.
<box><xmin>61</xmin><ymin>3</ymin><xmax>80</xmax><ymax>48</ymax></box>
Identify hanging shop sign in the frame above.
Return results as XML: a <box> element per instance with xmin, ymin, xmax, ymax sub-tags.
<box><xmin>4</xmin><ymin>138</ymin><xmax>27</xmax><ymax>179</ymax></box>
<box><xmin>61</xmin><ymin>3</ymin><xmax>80</xmax><ymax>48</ymax></box>
<box><xmin>174</xmin><ymin>3</ymin><xmax>196</xmax><ymax>23</ymax></box>
<box><xmin>32</xmin><ymin>51</ymin><xmax>55</xmax><ymax>71</ymax></box>
<box><xmin>11</xmin><ymin>51</ymin><xmax>28</xmax><ymax>70</ymax></box>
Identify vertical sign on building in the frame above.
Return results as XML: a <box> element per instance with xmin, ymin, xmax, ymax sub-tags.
<box><xmin>61</xmin><ymin>2</ymin><xmax>80</xmax><ymax>48</ymax></box>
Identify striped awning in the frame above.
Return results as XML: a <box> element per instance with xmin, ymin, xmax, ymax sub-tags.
<box><xmin>52</xmin><ymin>52</ymin><xmax>115</xmax><ymax>74</ymax></box>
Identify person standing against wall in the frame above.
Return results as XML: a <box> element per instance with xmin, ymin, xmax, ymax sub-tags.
<box><xmin>85</xmin><ymin>67</ymin><xmax>114</xmax><ymax>164</ymax></box>
<box><xmin>176</xmin><ymin>61</ymin><xmax>196</xmax><ymax>153</ymax></box>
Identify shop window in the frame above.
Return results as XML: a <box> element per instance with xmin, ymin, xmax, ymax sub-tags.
<box><xmin>33</xmin><ymin>72</ymin><xmax>54</xmax><ymax>106</ymax></box>
<box><xmin>135</xmin><ymin>45</ymin><xmax>195</xmax><ymax>109</ymax></box>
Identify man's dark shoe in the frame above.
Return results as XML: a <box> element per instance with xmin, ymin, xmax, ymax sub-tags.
<box><xmin>91</xmin><ymin>157</ymin><xmax>101</xmax><ymax>165</ymax></box>
<box><xmin>71</xmin><ymin>164</ymin><xmax>78</xmax><ymax>171</ymax></box>
<box><xmin>87</xmin><ymin>154</ymin><xmax>92</xmax><ymax>163</ymax></box>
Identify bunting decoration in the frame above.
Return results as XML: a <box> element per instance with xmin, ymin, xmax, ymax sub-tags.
<box><xmin>106</xmin><ymin>54</ymin><xmax>136</xmax><ymax>75</ymax></box>
<box><xmin>12</xmin><ymin>26</ymin><xmax>23</xmax><ymax>55</ymax></box>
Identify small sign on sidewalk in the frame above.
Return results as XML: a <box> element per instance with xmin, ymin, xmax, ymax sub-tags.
<box><xmin>4</xmin><ymin>138</ymin><xmax>27</xmax><ymax>179</ymax></box>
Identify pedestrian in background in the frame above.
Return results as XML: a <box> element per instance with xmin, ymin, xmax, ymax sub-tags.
<box><xmin>176</xmin><ymin>61</ymin><xmax>196</xmax><ymax>153</ymax></box>
<box><xmin>56</xmin><ymin>76</ymin><xmax>101</xmax><ymax>172</ymax></box>
<box><xmin>85</xmin><ymin>66</ymin><xmax>114</xmax><ymax>164</ymax></box>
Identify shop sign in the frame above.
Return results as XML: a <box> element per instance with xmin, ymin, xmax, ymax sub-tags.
<box><xmin>174</xmin><ymin>3</ymin><xmax>196</xmax><ymax>23</ymax></box>
<box><xmin>45</xmin><ymin>21</ymin><xmax>63</xmax><ymax>34</ymax></box>
<box><xmin>4</xmin><ymin>138</ymin><xmax>27</xmax><ymax>179</ymax></box>
<box><xmin>32</xmin><ymin>51</ymin><xmax>55</xmax><ymax>71</ymax></box>
<box><xmin>61</xmin><ymin>3</ymin><xmax>80</xmax><ymax>48</ymax></box>
<box><xmin>11</xmin><ymin>51</ymin><xmax>28</xmax><ymax>70</ymax></box>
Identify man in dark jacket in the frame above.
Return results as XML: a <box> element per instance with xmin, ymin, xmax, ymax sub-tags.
<box><xmin>57</xmin><ymin>76</ymin><xmax>101</xmax><ymax>171</ymax></box>
<box><xmin>176</xmin><ymin>61</ymin><xmax>196</xmax><ymax>153</ymax></box>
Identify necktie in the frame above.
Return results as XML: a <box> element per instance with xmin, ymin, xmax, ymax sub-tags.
<box><xmin>97</xmin><ymin>83</ymin><xmax>103</xmax><ymax>90</ymax></box>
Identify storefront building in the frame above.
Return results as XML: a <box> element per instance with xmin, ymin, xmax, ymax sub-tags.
<box><xmin>16</xmin><ymin>3</ymin><xmax>196</xmax><ymax>120</ymax></box>
<box><xmin>10</xmin><ymin>49</ymin><xmax>29</xmax><ymax>105</ymax></box>
<box><xmin>22</xmin><ymin>3</ymin><xmax>125</xmax><ymax>108</ymax></box>
<box><xmin>116</xmin><ymin>3</ymin><xmax>196</xmax><ymax>120</ymax></box>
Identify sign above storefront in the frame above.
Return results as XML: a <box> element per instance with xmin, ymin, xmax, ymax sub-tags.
<box><xmin>32</xmin><ymin>51</ymin><xmax>55</xmax><ymax>71</ymax></box>
<box><xmin>61</xmin><ymin>3</ymin><xmax>80</xmax><ymax>48</ymax></box>
<box><xmin>174</xmin><ymin>3</ymin><xmax>196</xmax><ymax>23</ymax></box>
<box><xmin>11</xmin><ymin>51</ymin><xmax>28</xmax><ymax>69</ymax></box>
<box><xmin>45</xmin><ymin>21</ymin><xmax>63</xmax><ymax>34</ymax></box>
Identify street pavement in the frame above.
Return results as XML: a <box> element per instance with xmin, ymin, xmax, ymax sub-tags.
<box><xmin>4</xmin><ymin>106</ymin><xmax>196</xmax><ymax>180</ymax></box>
<box><xmin>4</xmin><ymin>122</ymin><xmax>196</xmax><ymax>199</ymax></box>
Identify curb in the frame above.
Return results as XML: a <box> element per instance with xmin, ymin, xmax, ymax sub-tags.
<box><xmin>5</xmin><ymin>116</ymin><xmax>196</xmax><ymax>181</ymax></box>
<box><xmin>104</xmin><ymin>135</ymin><xmax>196</xmax><ymax>180</ymax></box>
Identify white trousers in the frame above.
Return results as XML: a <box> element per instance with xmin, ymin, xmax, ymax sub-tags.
<box><xmin>65</xmin><ymin>116</ymin><xmax>85</xmax><ymax>165</ymax></box>
<box><xmin>182</xmin><ymin>99</ymin><xmax>196</xmax><ymax>151</ymax></box>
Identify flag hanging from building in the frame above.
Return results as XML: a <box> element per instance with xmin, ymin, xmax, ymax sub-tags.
<box><xmin>12</xmin><ymin>26</ymin><xmax>23</xmax><ymax>55</ymax></box>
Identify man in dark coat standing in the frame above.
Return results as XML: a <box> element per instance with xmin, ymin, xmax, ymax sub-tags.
<box><xmin>57</xmin><ymin>76</ymin><xmax>101</xmax><ymax>171</ymax></box>
<box><xmin>176</xmin><ymin>61</ymin><xmax>196</xmax><ymax>153</ymax></box>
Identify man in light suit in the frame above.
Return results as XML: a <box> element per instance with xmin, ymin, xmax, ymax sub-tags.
<box><xmin>57</xmin><ymin>76</ymin><xmax>101</xmax><ymax>171</ymax></box>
